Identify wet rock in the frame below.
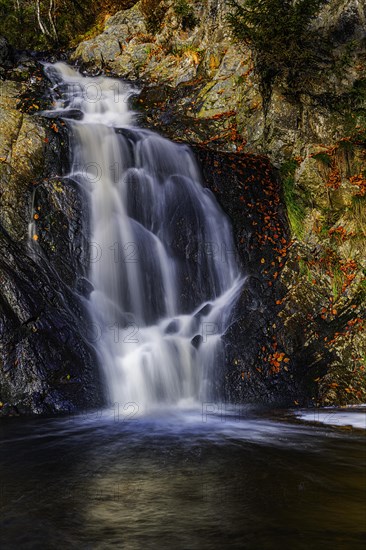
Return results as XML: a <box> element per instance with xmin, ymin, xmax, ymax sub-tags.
<box><xmin>191</xmin><ymin>335</ymin><xmax>202</xmax><ymax>349</ymax></box>
<box><xmin>0</xmin><ymin>225</ymin><xmax>103</xmax><ymax>416</ymax></box>
<box><xmin>43</xmin><ymin>108</ymin><xmax>84</xmax><ymax>120</ymax></box>
<box><xmin>193</xmin><ymin>147</ymin><xmax>309</xmax><ymax>406</ymax></box>
<box><xmin>165</xmin><ymin>320</ymin><xmax>180</xmax><ymax>334</ymax></box>
<box><xmin>77</xmin><ymin>277</ymin><xmax>94</xmax><ymax>298</ymax></box>
<box><xmin>0</xmin><ymin>65</ymin><xmax>103</xmax><ymax>416</ymax></box>
<box><xmin>33</xmin><ymin>176</ymin><xmax>89</xmax><ymax>287</ymax></box>
<box><xmin>195</xmin><ymin>303</ymin><xmax>212</xmax><ymax>318</ymax></box>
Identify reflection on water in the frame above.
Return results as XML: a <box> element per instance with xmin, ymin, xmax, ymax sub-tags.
<box><xmin>0</xmin><ymin>408</ymin><xmax>365</xmax><ymax>549</ymax></box>
<box><xmin>296</xmin><ymin>407</ymin><xmax>366</xmax><ymax>429</ymax></box>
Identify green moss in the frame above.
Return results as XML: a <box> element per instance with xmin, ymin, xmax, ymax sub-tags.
<box><xmin>312</xmin><ymin>152</ymin><xmax>332</xmax><ymax>167</ymax></box>
<box><xmin>349</xmin><ymin>79</ymin><xmax>366</xmax><ymax>106</ymax></box>
<box><xmin>351</xmin><ymin>193</ymin><xmax>366</xmax><ymax>206</ymax></box>
<box><xmin>337</xmin><ymin>100</ymin><xmax>366</xmax><ymax>145</ymax></box>
<box><xmin>337</xmin><ymin>139</ymin><xmax>355</xmax><ymax>153</ymax></box>
<box><xmin>280</xmin><ymin>160</ymin><xmax>298</xmax><ymax>177</ymax></box>
<box><xmin>173</xmin><ymin>0</ymin><xmax>197</xmax><ymax>30</ymax></box>
<box><xmin>356</xmin><ymin>278</ymin><xmax>366</xmax><ymax>302</ymax></box>
<box><xmin>350</xmin><ymin>194</ymin><xmax>366</xmax><ymax>231</ymax></box>
<box><xmin>170</xmin><ymin>43</ymin><xmax>202</xmax><ymax>57</ymax></box>
<box><xmin>319</xmin><ymin>222</ymin><xmax>331</xmax><ymax>238</ymax></box>
<box><xmin>331</xmin><ymin>263</ymin><xmax>344</xmax><ymax>300</ymax></box>
<box><xmin>280</xmin><ymin>160</ymin><xmax>306</xmax><ymax>239</ymax></box>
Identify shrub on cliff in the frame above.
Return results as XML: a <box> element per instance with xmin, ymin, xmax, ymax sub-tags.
<box><xmin>140</xmin><ymin>0</ymin><xmax>197</xmax><ymax>33</ymax></box>
<box><xmin>140</xmin><ymin>0</ymin><xmax>166</xmax><ymax>33</ymax></box>
<box><xmin>173</xmin><ymin>0</ymin><xmax>197</xmax><ymax>30</ymax></box>
<box><xmin>227</xmin><ymin>0</ymin><xmax>328</xmax><ymax>90</ymax></box>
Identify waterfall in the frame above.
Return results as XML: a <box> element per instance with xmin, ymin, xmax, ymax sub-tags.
<box><xmin>44</xmin><ymin>62</ymin><xmax>243</xmax><ymax>412</ymax></box>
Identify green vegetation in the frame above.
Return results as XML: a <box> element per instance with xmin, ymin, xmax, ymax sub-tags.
<box><xmin>331</xmin><ymin>262</ymin><xmax>344</xmax><ymax>300</ymax></box>
<box><xmin>337</xmin><ymin>139</ymin><xmax>355</xmax><ymax>154</ymax></box>
<box><xmin>280</xmin><ymin>159</ymin><xmax>306</xmax><ymax>239</ymax></box>
<box><xmin>350</xmin><ymin>194</ymin><xmax>366</xmax><ymax>231</ymax></box>
<box><xmin>357</xmin><ymin>278</ymin><xmax>366</xmax><ymax>303</ymax></box>
<box><xmin>140</xmin><ymin>0</ymin><xmax>197</xmax><ymax>34</ymax></box>
<box><xmin>335</xmin><ymin>79</ymin><xmax>366</xmax><ymax>143</ymax></box>
<box><xmin>312</xmin><ymin>152</ymin><xmax>333</xmax><ymax>167</ymax></box>
<box><xmin>299</xmin><ymin>259</ymin><xmax>312</xmax><ymax>281</ymax></box>
<box><xmin>227</xmin><ymin>0</ymin><xmax>327</xmax><ymax>88</ymax></box>
<box><xmin>173</xmin><ymin>0</ymin><xmax>197</xmax><ymax>30</ymax></box>
<box><xmin>0</xmin><ymin>0</ymin><xmax>128</xmax><ymax>50</ymax></box>
<box><xmin>140</xmin><ymin>0</ymin><xmax>165</xmax><ymax>33</ymax></box>
<box><xmin>348</xmin><ymin>78</ymin><xmax>366</xmax><ymax>107</ymax></box>
<box><xmin>170</xmin><ymin>43</ymin><xmax>201</xmax><ymax>57</ymax></box>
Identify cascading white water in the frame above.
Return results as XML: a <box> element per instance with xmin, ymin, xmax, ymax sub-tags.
<box><xmin>44</xmin><ymin>62</ymin><xmax>243</xmax><ymax>411</ymax></box>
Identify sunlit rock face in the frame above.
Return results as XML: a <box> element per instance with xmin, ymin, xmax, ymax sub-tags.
<box><xmin>72</xmin><ymin>1</ymin><xmax>366</xmax><ymax>160</ymax></box>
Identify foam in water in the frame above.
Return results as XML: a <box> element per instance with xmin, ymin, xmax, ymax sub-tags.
<box><xmin>44</xmin><ymin>62</ymin><xmax>243</xmax><ymax>412</ymax></box>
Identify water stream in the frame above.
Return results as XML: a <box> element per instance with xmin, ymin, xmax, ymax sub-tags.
<box><xmin>43</xmin><ymin>62</ymin><xmax>243</xmax><ymax>411</ymax></box>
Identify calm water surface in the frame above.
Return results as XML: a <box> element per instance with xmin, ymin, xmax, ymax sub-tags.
<box><xmin>0</xmin><ymin>407</ymin><xmax>365</xmax><ymax>549</ymax></box>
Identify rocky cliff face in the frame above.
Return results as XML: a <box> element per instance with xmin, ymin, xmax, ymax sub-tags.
<box><xmin>0</xmin><ymin>0</ymin><xmax>365</xmax><ymax>413</ymax></box>
<box><xmin>0</xmin><ymin>55</ymin><xmax>103</xmax><ymax>415</ymax></box>
<box><xmin>72</xmin><ymin>1</ymin><xmax>365</xmax><ymax>155</ymax></box>
<box><xmin>72</xmin><ymin>0</ymin><xmax>366</xmax><ymax>405</ymax></box>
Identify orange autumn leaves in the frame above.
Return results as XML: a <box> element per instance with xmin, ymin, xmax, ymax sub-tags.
<box><xmin>241</xmin><ymin>157</ymin><xmax>290</xmax><ymax>374</ymax></box>
<box><xmin>349</xmin><ymin>173</ymin><xmax>366</xmax><ymax>196</ymax></box>
<box><xmin>311</xmin><ymin>140</ymin><xmax>366</xmax><ymax>194</ymax></box>
<box><xmin>327</xmin><ymin>165</ymin><xmax>342</xmax><ymax>189</ymax></box>
<box><xmin>261</xmin><ymin>344</ymin><xmax>290</xmax><ymax>375</ymax></box>
<box><xmin>266</xmin><ymin>351</ymin><xmax>290</xmax><ymax>374</ymax></box>
<box><xmin>323</xmin><ymin>317</ymin><xmax>364</xmax><ymax>347</ymax></box>
<box><xmin>305</xmin><ymin>248</ymin><xmax>359</xmax><ymax>295</ymax></box>
<box><xmin>339</xmin><ymin>259</ymin><xmax>358</xmax><ymax>293</ymax></box>
<box><xmin>328</xmin><ymin>226</ymin><xmax>355</xmax><ymax>244</ymax></box>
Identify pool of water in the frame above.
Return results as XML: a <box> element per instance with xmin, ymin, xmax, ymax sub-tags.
<box><xmin>0</xmin><ymin>406</ymin><xmax>365</xmax><ymax>549</ymax></box>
